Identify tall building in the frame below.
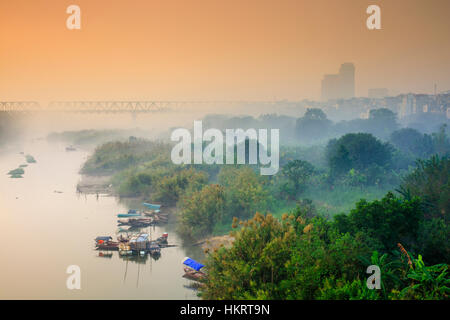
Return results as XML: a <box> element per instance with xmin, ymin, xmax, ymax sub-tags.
<box><xmin>339</xmin><ymin>63</ymin><xmax>355</xmax><ymax>99</ymax></box>
<box><xmin>321</xmin><ymin>74</ymin><xmax>340</xmax><ymax>101</ymax></box>
<box><xmin>321</xmin><ymin>63</ymin><xmax>355</xmax><ymax>101</ymax></box>
<box><xmin>400</xmin><ymin>94</ymin><xmax>416</xmax><ymax>118</ymax></box>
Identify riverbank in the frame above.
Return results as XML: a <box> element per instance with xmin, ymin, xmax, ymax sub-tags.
<box><xmin>197</xmin><ymin>235</ymin><xmax>235</xmax><ymax>252</ymax></box>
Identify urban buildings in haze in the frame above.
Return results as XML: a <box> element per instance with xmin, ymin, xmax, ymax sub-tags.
<box><xmin>368</xmin><ymin>88</ymin><xmax>389</xmax><ymax>99</ymax></box>
<box><xmin>321</xmin><ymin>63</ymin><xmax>355</xmax><ymax>101</ymax></box>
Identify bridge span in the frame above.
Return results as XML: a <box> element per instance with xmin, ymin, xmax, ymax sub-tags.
<box><xmin>1</xmin><ymin>100</ymin><xmax>279</xmax><ymax>114</ymax></box>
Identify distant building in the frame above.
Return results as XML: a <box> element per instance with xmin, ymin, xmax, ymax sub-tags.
<box><xmin>400</xmin><ymin>94</ymin><xmax>416</xmax><ymax>118</ymax></box>
<box><xmin>339</xmin><ymin>63</ymin><xmax>355</xmax><ymax>99</ymax></box>
<box><xmin>321</xmin><ymin>63</ymin><xmax>355</xmax><ymax>101</ymax></box>
<box><xmin>321</xmin><ymin>74</ymin><xmax>340</xmax><ymax>101</ymax></box>
<box><xmin>368</xmin><ymin>88</ymin><xmax>389</xmax><ymax>99</ymax></box>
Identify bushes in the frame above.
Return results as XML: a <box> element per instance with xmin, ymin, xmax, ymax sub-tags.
<box><xmin>219</xmin><ymin>166</ymin><xmax>273</xmax><ymax>221</ymax></box>
<box><xmin>200</xmin><ymin>199</ymin><xmax>450</xmax><ymax>300</ymax></box>
<box><xmin>281</xmin><ymin>160</ymin><xmax>314</xmax><ymax>198</ymax></box>
<box><xmin>333</xmin><ymin>192</ymin><xmax>423</xmax><ymax>252</ymax></box>
<box><xmin>178</xmin><ymin>184</ymin><xmax>226</xmax><ymax>239</ymax></box>
<box><xmin>153</xmin><ymin>168</ymin><xmax>208</xmax><ymax>204</ymax></box>
<box><xmin>398</xmin><ymin>155</ymin><xmax>450</xmax><ymax>221</ymax></box>
<box><xmin>82</xmin><ymin>139</ymin><xmax>171</xmax><ymax>174</ymax></box>
<box><xmin>200</xmin><ymin>211</ymin><xmax>371</xmax><ymax>300</ymax></box>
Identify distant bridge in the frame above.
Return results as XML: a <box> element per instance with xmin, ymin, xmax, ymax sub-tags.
<box><xmin>1</xmin><ymin>100</ymin><xmax>280</xmax><ymax>114</ymax></box>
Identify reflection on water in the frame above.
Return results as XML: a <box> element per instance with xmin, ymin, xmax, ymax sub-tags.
<box><xmin>0</xmin><ymin>138</ymin><xmax>203</xmax><ymax>299</ymax></box>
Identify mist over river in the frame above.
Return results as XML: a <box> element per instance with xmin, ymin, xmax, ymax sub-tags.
<box><xmin>0</xmin><ymin>135</ymin><xmax>203</xmax><ymax>299</ymax></box>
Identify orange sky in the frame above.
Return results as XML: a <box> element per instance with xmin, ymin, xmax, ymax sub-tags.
<box><xmin>0</xmin><ymin>0</ymin><xmax>449</xmax><ymax>102</ymax></box>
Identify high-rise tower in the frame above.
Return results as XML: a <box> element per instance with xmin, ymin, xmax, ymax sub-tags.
<box><xmin>338</xmin><ymin>63</ymin><xmax>355</xmax><ymax>99</ymax></box>
<box><xmin>321</xmin><ymin>63</ymin><xmax>355</xmax><ymax>101</ymax></box>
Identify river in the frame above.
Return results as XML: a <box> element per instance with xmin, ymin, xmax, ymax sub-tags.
<box><xmin>0</xmin><ymin>136</ymin><xmax>203</xmax><ymax>299</ymax></box>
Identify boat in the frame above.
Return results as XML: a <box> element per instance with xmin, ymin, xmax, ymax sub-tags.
<box><xmin>118</xmin><ymin>243</ymin><xmax>133</xmax><ymax>256</ymax></box>
<box><xmin>148</xmin><ymin>241</ymin><xmax>161</xmax><ymax>255</ymax></box>
<box><xmin>142</xmin><ymin>202</ymin><xmax>161</xmax><ymax>210</ymax></box>
<box><xmin>117</xmin><ymin>213</ymin><xmax>142</xmax><ymax>218</ymax></box>
<box><xmin>95</xmin><ymin>236</ymin><xmax>119</xmax><ymax>250</ymax></box>
<box><xmin>96</xmin><ymin>241</ymin><xmax>119</xmax><ymax>251</ymax></box>
<box><xmin>66</xmin><ymin>145</ymin><xmax>76</xmax><ymax>152</ymax></box>
<box><xmin>182</xmin><ymin>257</ymin><xmax>206</xmax><ymax>281</ymax></box>
<box><xmin>129</xmin><ymin>233</ymin><xmax>150</xmax><ymax>251</ymax></box>
<box><xmin>156</xmin><ymin>233</ymin><xmax>169</xmax><ymax>246</ymax></box>
<box><xmin>118</xmin><ymin>218</ymin><xmax>153</xmax><ymax>228</ymax></box>
<box><xmin>95</xmin><ymin>236</ymin><xmax>113</xmax><ymax>242</ymax></box>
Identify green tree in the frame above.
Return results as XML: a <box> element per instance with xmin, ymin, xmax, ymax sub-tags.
<box><xmin>295</xmin><ymin>108</ymin><xmax>332</xmax><ymax>143</ymax></box>
<box><xmin>326</xmin><ymin>133</ymin><xmax>393</xmax><ymax>184</ymax></box>
<box><xmin>333</xmin><ymin>192</ymin><xmax>423</xmax><ymax>252</ymax></box>
<box><xmin>398</xmin><ymin>155</ymin><xmax>450</xmax><ymax>221</ymax></box>
<box><xmin>201</xmin><ymin>211</ymin><xmax>370</xmax><ymax>300</ymax></box>
<box><xmin>390</xmin><ymin>128</ymin><xmax>433</xmax><ymax>158</ymax></box>
<box><xmin>178</xmin><ymin>184</ymin><xmax>226</xmax><ymax>239</ymax></box>
<box><xmin>281</xmin><ymin>160</ymin><xmax>315</xmax><ymax>198</ymax></box>
<box><xmin>154</xmin><ymin>168</ymin><xmax>208</xmax><ymax>204</ymax></box>
<box><xmin>367</xmin><ymin>108</ymin><xmax>399</xmax><ymax>139</ymax></box>
<box><xmin>218</xmin><ymin>166</ymin><xmax>272</xmax><ymax>220</ymax></box>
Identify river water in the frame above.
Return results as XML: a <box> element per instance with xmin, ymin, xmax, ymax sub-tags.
<box><xmin>0</xmin><ymin>136</ymin><xmax>203</xmax><ymax>299</ymax></box>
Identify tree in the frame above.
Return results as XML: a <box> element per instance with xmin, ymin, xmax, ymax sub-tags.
<box><xmin>431</xmin><ymin>124</ymin><xmax>450</xmax><ymax>156</ymax></box>
<box><xmin>218</xmin><ymin>166</ymin><xmax>272</xmax><ymax>220</ymax></box>
<box><xmin>200</xmin><ymin>211</ymin><xmax>370</xmax><ymax>299</ymax></box>
<box><xmin>333</xmin><ymin>192</ymin><xmax>424</xmax><ymax>252</ymax></box>
<box><xmin>178</xmin><ymin>184</ymin><xmax>226</xmax><ymax>239</ymax></box>
<box><xmin>367</xmin><ymin>108</ymin><xmax>399</xmax><ymax>139</ymax></box>
<box><xmin>390</xmin><ymin>128</ymin><xmax>433</xmax><ymax>158</ymax></box>
<box><xmin>281</xmin><ymin>160</ymin><xmax>315</xmax><ymax>198</ymax></box>
<box><xmin>398</xmin><ymin>155</ymin><xmax>450</xmax><ymax>221</ymax></box>
<box><xmin>295</xmin><ymin>108</ymin><xmax>332</xmax><ymax>143</ymax></box>
<box><xmin>154</xmin><ymin>168</ymin><xmax>208</xmax><ymax>204</ymax></box>
<box><xmin>326</xmin><ymin>133</ymin><xmax>393</xmax><ymax>183</ymax></box>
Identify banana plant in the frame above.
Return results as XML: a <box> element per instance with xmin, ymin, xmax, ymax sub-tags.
<box><xmin>401</xmin><ymin>254</ymin><xmax>450</xmax><ymax>299</ymax></box>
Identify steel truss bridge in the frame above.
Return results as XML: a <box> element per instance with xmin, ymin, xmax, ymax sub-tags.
<box><xmin>1</xmin><ymin>100</ymin><xmax>280</xmax><ymax>114</ymax></box>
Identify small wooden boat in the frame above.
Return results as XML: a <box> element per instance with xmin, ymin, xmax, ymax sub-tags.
<box><xmin>96</xmin><ymin>241</ymin><xmax>120</xmax><ymax>251</ymax></box>
<box><xmin>182</xmin><ymin>257</ymin><xmax>206</xmax><ymax>281</ymax></box>
<box><xmin>183</xmin><ymin>267</ymin><xmax>206</xmax><ymax>281</ymax></box>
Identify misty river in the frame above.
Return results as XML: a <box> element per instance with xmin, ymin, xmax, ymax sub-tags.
<box><xmin>0</xmin><ymin>137</ymin><xmax>203</xmax><ymax>299</ymax></box>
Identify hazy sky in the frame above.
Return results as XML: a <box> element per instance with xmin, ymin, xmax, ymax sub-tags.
<box><xmin>1</xmin><ymin>0</ymin><xmax>449</xmax><ymax>102</ymax></box>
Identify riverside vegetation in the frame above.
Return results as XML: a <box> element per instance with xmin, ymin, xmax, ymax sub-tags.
<box><xmin>80</xmin><ymin>109</ymin><xmax>449</xmax><ymax>300</ymax></box>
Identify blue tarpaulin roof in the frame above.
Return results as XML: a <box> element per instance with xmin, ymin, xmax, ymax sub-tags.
<box><xmin>183</xmin><ymin>257</ymin><xmax>204</xmax><ymax>271</ymax></box>
<box><xmin>143</xmin><ymin>202</ymin><xmax>161</xmax><ymax>210</ymax></box>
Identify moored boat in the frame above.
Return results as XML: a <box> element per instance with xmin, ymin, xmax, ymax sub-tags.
<box><xmin>142</xmin><ymin>202</ymin><xmax>162</xmax><ymax>210</ymax></box>
<box><xmin>182</xmin><ymin>257</ymin><xmax>206</xmax><ymax>281</ymax></box>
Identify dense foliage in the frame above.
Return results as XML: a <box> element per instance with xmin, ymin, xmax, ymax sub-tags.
<box><xmin>200</xmin><ymin>192</ymin><xmax>449</xmax><ymax>300</ymax></box>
